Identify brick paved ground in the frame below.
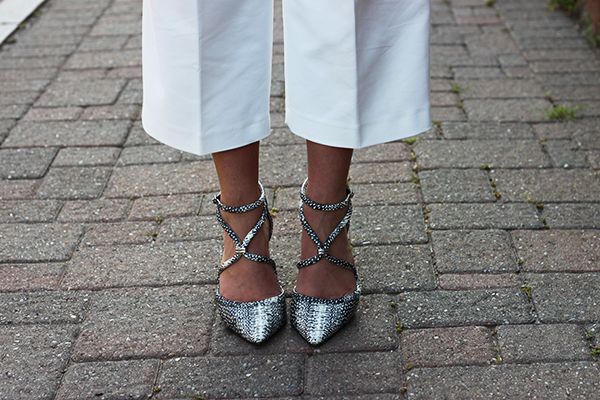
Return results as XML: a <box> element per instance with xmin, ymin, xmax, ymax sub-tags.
<box><xmin>1</xmin><ymin>0</ymin><xmax>600</xmax><ymax>398</ymax></box>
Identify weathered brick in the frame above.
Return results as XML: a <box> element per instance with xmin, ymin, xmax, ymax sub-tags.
<box><xmin>0</xmin><ymin>223</ymin><xmax>83</xmax><ymax>262</ymax></box>
<box><xmin>57</xmin><ymin>199</ymin><xmax>131</xmax><ymax>222</ymax></box>
<box><xmin>104</xmin><ymin>161</ymin><xmax>219</xmax><ymax>198</ymax></box>
<box><xmin>22</xmin><ymin>106</ymin><xmax>82</xmax><ymax>121</ymax></box>
<box><xmin>37</xmin><ymin>167</ymin><xmax>112</xmax><ymax>200</ymax></box>
<box><xmin>402</xmin><ymin>326</ymin><xmax>494</xmax><ymax>367</ymax></box>
<box><xmin>2</xmin><ymin>121</ymin><xmax>131</xmax><ymax>147</ymax></box>
<box><xmin>491</xmin><ymin>169</ymin><xmax>600</xmax><ymax>202</ymax></box>
<box><xmin>420</xmin><ymin>169</ymin><xmax>495</xmax><ymax>203</ymax></box>
<box><xmin>117</xmin><ymin>145</ymin><xmax>183</xmax><ymax>166</ymax></box>
<box><xmin>156</xmin><ymin>354</ymin><xmax>304</xmax><ymax>399</ymax></box>
<box><xmin>432</xmin><ymin>230</ymin><xmax>518</xmax><ymax>273</ymax></box>
<box><xmin>0</xmin><ymin>263</ymin><xmax>65</xmax><ymax>292</ymax></box>
<box><xmin>72</xmin><ymin>286</ymin><xmax>214</xmax><ymax>362</ymax></box>
<box><xmin>513</xmin><ymin>230</ymin><xmax>600</xmax><ymax>272</ymax></box>
<box><xmin>53</xmin><ymin>147</ymin><xmax>120</xmax><ymax>167</ymax></box>
<box><xmin>80</xmin><ymin>221</ymin><xmax>158</xmax><ymax>246</ymax></box>
<box><xmin>129</xmin><ymin>194</ymin><xmax>201</xmax><ymax>221</ymax></box>
<box><xmin>350</xmin><ymin>205</ymin><xmax>427</xmax><ymax>245</ymax></box>
<box><xmin>405</xmin><ymin>362</ymin><xmax>600</xmax><ymax>399</ymax></box>
<box><xmin>348</xmin><ymin>162</ymin><xmax>413</xmax><ymax>184</ymax></box>
<box><xmin>0</xmin><ymin>147</ymin><xmax>57</xmax><ymax>179</ymax></box>
<box><xmin>55</xmin><ymin>360</ymin><xmax>159</xmax><ymax>400</ymax></box>
<box><xmin>526</xmin><ymin>272</ymin><xmax>600</xmax><ymax>323</ymax></box>
<box><xmin>0</xmin><ymin>290</ymin><xmax>90</xmax><ymax>324</ymax></box>
<box><xmin>439</xmin><ymin>273</ymin><xmax>523</xmax><ymax>290</ymax></box>
<box><xmin>414</xmin><ymin>140</ymin><xmax>551</xmax><ymax>169</ymax></box>
<box><xmin>497</xmin><ymin>324</ymin><xmax>593</xmax><ymax>363</ymax></box>
<box><xmin>0</xmin><ymin>325</ymin><xmax>78</xmax><ymax>400</ymax></box>
<box><xmin>36</xmin><ymin>80</ymin><xmax>127</xmax><ymax>107</ymax></box>
<box><xmin>306</xmin><ymin>352</ymin><xmax>400</xmax><ymax>396</ymax></box>
<box><xmin>0</xmin><ymin>200</ymin><xmax>61</xmax><ymax>223</ymax></box>
<box><xmin>428</xmin><ymin>203</ymin><xmax>543</xmax><ymax>230</ymax></box>
<box><xmin>395</xmin><ymin>287</ymin><xmax>535</xmax><ymax>328</ymax></box>
<box><xmin>61</xmin><ymin>241</ymin><xmax>219</xmax><ymax>290</ymax></box>
<box><xmin>463</xmin><ymin>98</ymin><xmax>551</xmax><ymax>122</ymax></box>
<box><xmin>542</xmin><ymin>203</ymin><xmax>600</xmax><ymax>228</ymax></box>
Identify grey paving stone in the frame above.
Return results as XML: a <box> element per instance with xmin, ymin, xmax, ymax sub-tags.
<box><xmin>117</xmin><ymin>145</ymin><xmax>182</xmax><ymax>166</ymax></box>
<box><xmin>513</xmin><ymin>230</ymin><xmax>600</xmax><ymax>273</ymax></box>
<box><xmin>394</xmin><ymin>287</ymin><xmax>535</xmax><ymax>328</ymax></box>
<box><xmin>53</xmin><ymin>147</ymin><xmax>120</xmax><ymax>167</ymax></box>
<box><xmin>104</xmin><ymin>161</ymin><xmax>219</xmax><ymax>198</ymax></box>
<box><xmin>2</xmin><ymin>121</ymin><xmax>131</xmax><ymax>147</ymax></box>
<box><xmin>0</xmin><ymin>223</ymin><xmax>83</xmax><ymax>262</ymax></box>
<box><xmin>306</xmin><ymin>352</ymin><xmax>400</xmax><ymax>396</ymax></box>
<box><xmin>77</xmin><ymin>35</ymin><xmax>129</xmax><ymax>51</ymax></box>
<box><xmin>413</xmin><ymin>140</ymin><xmax>552</xmax><ymax>169</ymax></box>
<box><xmin>538</xmin><ymin>72</ymin><xmax>600</xmax><ymax>86</ymax></box>
<box><xmin>534</xmin><ymin>122</ymin><xmax>573</xmax><ymax>140</ymax></box>
<box><xmin>61</xmin><ymin>240</ymin><xmax>219</xmax><ymax>290</ymax></box>
<box><xmin>23</xmin><ymin>106</ymin><xmax>83</xmax><ymax>121</ymax></box>
<box><xmin>89</xmin><ymin>19</ymin><xmax>142</xmax><ymax>36</ymax></box>
<box><xmin>0</xmin><ymin>179</ymin><xmax>40</xmax><ymax>200</ymax></box>
<box><xmin>352</xmin><ymin>142</ymin><xmax>412</xmax><ymax>163</ymax></box>
<box><xmin>532</xmin><ymin>60</ymin><xmax>600</xmax><ymax>74</ymax></box>
<box><xmin>0</xmin><ymin>325</ymin><xmax>78</xmax><ymax>400</ymax></box>
<box><xmin>0</xmin><ymin>55</ymin><xmax>66</xmax><ymax>70</ymax></box>
<box><xmin>456</xmin><ymin>79</ymin><xmax>546</xmax><ymax>99</ymax></box>
<box><xmin>545</xmin><ymin>140</ymin><xmax>589</xmax><ymax>168</ymax></box>
<box><xmin>156</xmin><ymin>215</ymin><xmax>221</xmax><ymax>242</ymax></box>
<box><xmin>353</xmin><ymin>244</ymin><xmax>436</xmax><ymax>293</ymax></box>
<box><xmin>156</xmin><ymin>354</ymin><xmax>304</xmax><ymax>399</ymax></box>
<box><xmin>402</xmin><ymin>326</ymin><xmax>494</xmax><ymax>368</ymax></box>
<box><xmin>348</xmin><ymin>162</ymin><xmax>413</xmax><ymax>184</ymax></box>
<box><xmin>55</xmin><ymin>359</ymin><xmax>159</xmax><ymax>400</ymax></box>
<box><xmin>0</xmin><ymin>263</ymin><xmax>65</xmax><ymax>292</ymax></box>
<box><xmin>542</xmin><ymin>203</ymin><xmax>600</xmax><ymax>229</ymax></box>
<box><xmin>37</xmin><ymin>167</ymin><xmax>112</xmax><ymax>200</ymax></box>
<box><xmin>428</xmin><ymin>203</ymin><xmax>544</xmax><ymax>230</ymax></box>
<box><xmin>73</xmin><ymin>285</ymin><xmax>213</xmax><ymax>362</ymax></box>
<box><xmin>350</xmin><ymin>205</ymin><xmax>427</xmax><ymax>246</ymax></box>
<box><xmin>572</xmin><ymin>118</ymin><xmax>600</xmax><ymax>150</ymax></box>
<box><xmin>432</xmin><ymin>230</ymin><xmax>518</xmax><ymax>273</ymax></box>
<box><xmin>80</xmin><ymin>221</ymin><xmax>157</xmax><ymax>246</ymax></box>
<box><xmin>63</xmin><ymin>50</ymin><xmax>141</xmax><ymax>69</ymax></box>
<box><xmin>430</xmin><ymin>106</ymin><xmax>466</xmax><ymax>122</ymax></box>
<box><xmin>123</xmin><ymin>121</ymin><xmax>161</xmax><ymax>146</ymax></box>
<box><xmin>3</xmin><ymin>45</ymin><xmax>77</xmax><ymax>58</ymax></box>
<box><xmin>0</xmin><ymin>79</ymin><xmax>49</xmax><ymax>92</ymax></box>
<box><xmin>116</xmin><ymin>79</ymin><xmax>142</xmax><ymax>104</ymax></box>
<box><xmin>55</xmin><ymin>69</ymin><xmax>108</xmax><ymax>81</ymax></box>
<box><xmin>463</xmin><ymin>98</ymin><xmax>551</xmax><ymax>122</ymax></box>
<box><xmin>420</xmin><ymin>169</ymin><xmax>495</xmax><ymax>203</ymax></box>
<box><xmin>441</xmin><ymin>122</ymin><xmax>536</xmax><ymax>140</ymax></box>
<box><xmin>259</xmin><ymin>144</ymin><xmax>307</xmax><ymax>187</ymax></box>
<box><xmin>0</xmin><ymin>68</ymin><xmax>57</xmax><ymax>80</ymax></box>
<box><xmin>36</xmin><ymin>80</ymin><xmax>127</xmax><ymax>107</ymax></box>
<box><xmin>405</xmin><ymin>362</ymin><xmax>600</xmax><ymax>399</ymax></box>
<box><xmin>0</xmin><ymin>147</ymin><xmax>57</xmax><ymax>179</ymax></box>
<box><xmin>0</xmin><ymin>290</ymin><xmax>90</xmax><ymax>325</ymax></box>
<box><xmin>261</xmin><ymin>127</ymin><xmax>304</xmax><ymax>146</ymax></box>
<box><xmin>497</xmin><ymin>324</ymin><xmax>593</xmax><ymax>363</ymax></box>
<box><xmin>452</xmin><ymin>67</ymin><xmax>505</xmax><ymax>80</ymax></box>
<box><xmin>0</xmin><ymin>104</ymin><xmax>28</xmax><ymax>119</ymax></box>
<box><xmin>549</xmin><ymin>85</ymin><xmax>600</xmax><ymax>102</ymax></box>
<box><xmin>526</xmin><ymin>272</ymin><xmax>600</xmax><ymax>323</ymax></box>
<box><xmin>129</xmin><ymin>194</ymin><xmax>201</xmax><ymax>221</ymax></box>
<box><xmin>0</xmin><ymin>200</ymin><xmax>61</xmax><ymax>223</ymax></box>
<box><xmin>438</xmin><ymin>273</ymin><xmax>523</xmax><ymax>290</ymax></box>
<box><xmin>465</xmin><ymin>34</ymin><xmax>520</xmax><ymax>57</ymax></box>
<box><xmin>587</xmin><ymin>151</ymin><xmax>600</xmax><ymax>169</ymax></box>
<box><xmin>106</xmin><ymin>66</ymin><xmax>142</xmax><ymax>79</ymax></box>
<box><xmin>431</xmin><ymin>92</ymin><xmax>459</xmax><ymax>107</ymax></box>
<box><xmin>491</xmin><ymin>169</ymin><xmax>600</xmax><ymax>203</ymax></box>
<box><xmin>498</xmin><ymin>54</ymin><xmax>529</xmax><ymax>67</ymax></box>
<box><xmin>430</xmin><ymin>65</ymin><xmax>454</xmax><ymax>79</ymax></box>
<box><xmin>57</xmin><ymin>199</ymin><xmax>131</xmax><ymax>222</ymax></box>
<box><xmin>80</xmin><ymin>105</ymin><xmax>140</xmax><ymax>121</ymax></box>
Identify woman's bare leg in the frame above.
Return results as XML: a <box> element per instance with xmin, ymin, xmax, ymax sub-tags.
<box><xmin>296</xmin><ymin>140</ymin><xmax>357</xmax><ymax>299</ymax></box>
<box><xmin>212</xmin><ymin>142</ymin><xmax>281</xmax><ymax>302</ymax></box>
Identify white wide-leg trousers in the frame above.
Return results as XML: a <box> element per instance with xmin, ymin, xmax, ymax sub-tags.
<box><xmin>142</xmin><ymin>0</ymin><xmax>431</xmax><ymax>156</ymax></box>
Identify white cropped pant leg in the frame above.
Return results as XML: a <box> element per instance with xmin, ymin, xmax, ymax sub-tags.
<box><xmin>142</xmin><ymin>0</ymin><xmax>430</xmax><ymax>156</ymax></box>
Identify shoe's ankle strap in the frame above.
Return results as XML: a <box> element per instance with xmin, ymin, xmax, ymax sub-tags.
<box><xmin>213</xmin><ymin>182</ymin><xmax>266</xmax><ymax>214</ymax></box>
<box><xmin>300</xmin><ymin>178</ymin><xmax>353</xmax><ymax>211</ymax></box>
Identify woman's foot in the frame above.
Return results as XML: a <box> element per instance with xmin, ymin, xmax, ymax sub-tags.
<box><xmin>295</xmin><ymin>195</ymin><xmax>357</xmax><ymax>300</ymax></box>
<box><xmin>218</xmin><ymin>204</ymin><xmax>282</xmax><ymax>303</ymax></box>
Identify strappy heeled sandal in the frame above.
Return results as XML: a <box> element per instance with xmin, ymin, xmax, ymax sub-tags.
<box><xmin>213</xmin><ymin>182</ymin><xmax>286</xmax><ymax>343</ymax></box>
<box><xmin>290</xmin><ymin>178</ymin><xmax>361</xmax><ymax>345</ymax></box>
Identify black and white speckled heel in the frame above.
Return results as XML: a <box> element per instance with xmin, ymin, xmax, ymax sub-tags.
<box><xmin>290</xmin><ymin>179</ymin><xmax>360</xmax><ymax>345</ymax></box>
<box><xmin>213</xmin><ymin>182</ymin><xmax>286</xmax><ymax>344</ymax></box>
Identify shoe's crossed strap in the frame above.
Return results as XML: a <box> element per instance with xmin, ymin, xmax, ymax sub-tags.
<box><xmin>213</xmin><ymin>182</ymin><xmax>276</xmax><ymax>276</ymax></box>
<box><xmin>297</xmin><ymin>178</ymin><xmax>356</xmax><ymax>276</ymax></box>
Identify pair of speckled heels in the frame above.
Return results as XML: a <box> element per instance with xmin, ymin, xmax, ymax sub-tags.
<box><xmin>214</xmin><ymin>180</ymin><xmax>360</xmax><ymax>345</ymax></box>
